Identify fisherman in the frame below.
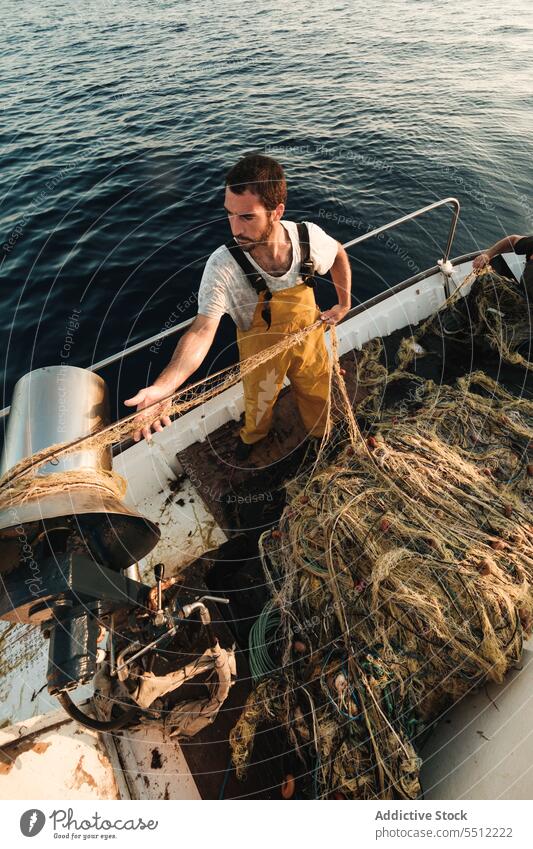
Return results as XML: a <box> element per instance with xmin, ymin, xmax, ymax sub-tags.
<box><xmin>473</xmin><ymin>233</ymin><xmax>533</xmax><ymax>276</ymax></box>
<box><xmin>125</xmin><ymin>153</ymin><xmax>352</xmax><ymax>459</ymax></box>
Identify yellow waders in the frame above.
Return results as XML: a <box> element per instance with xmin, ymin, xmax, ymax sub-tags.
<box><xmin>236</xmin><ymin>282</ymin><xmax>331</xmax><ymax>444</ymax></box>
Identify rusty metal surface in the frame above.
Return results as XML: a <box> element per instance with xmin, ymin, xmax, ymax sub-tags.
<box><xmin>0</xmin><ymin>623</ymin><xmax>53</xmax><ymax>728</ymax></box>
<box><xmin>113</xmin><ymin>724</ymin><xmax>200</xmax><ymax>800</ymax></box>
<box><xmin>0</xmin><ymin>711</ymin><xmax>120</xmax><ymax>800</ymax></box>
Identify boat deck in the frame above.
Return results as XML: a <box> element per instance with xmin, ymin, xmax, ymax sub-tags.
<box><xmin>176</xmin><ymin>346</ymin><xmax>365</xmax><ymax>536</ymax></box>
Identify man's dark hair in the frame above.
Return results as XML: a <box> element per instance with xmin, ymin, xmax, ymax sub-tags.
<box><xmin>225</xmin><ymin>153</ymin><xmax>287</xmax><ymax>211</ymax></box>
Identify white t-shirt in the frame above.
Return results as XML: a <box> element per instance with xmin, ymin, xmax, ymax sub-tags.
<box><xmin>197</xmin><ymin>220</ymin><xmax>339</xmax><ymax>330</ymax></box>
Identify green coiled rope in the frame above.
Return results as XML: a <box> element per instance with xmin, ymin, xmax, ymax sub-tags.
<box><xmin>248</xmin><ymin>600</ymin><xmax>281</xmax><ymax>683</ymax></box>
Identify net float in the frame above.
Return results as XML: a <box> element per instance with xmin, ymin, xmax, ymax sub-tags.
<box><xmin>281</xmin><ymin>774</ymin><xmax>295</xmax><ymax>799</ymax></box>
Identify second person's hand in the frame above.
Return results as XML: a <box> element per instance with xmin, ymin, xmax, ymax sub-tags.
<box><xmin>473</xmin><ymin>252</ymin><xmax>490</xmax><ymax>271</ymax></box>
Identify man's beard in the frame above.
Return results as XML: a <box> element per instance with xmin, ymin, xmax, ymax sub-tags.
<box><xmin>238</xmin><ymin>217</ymin><xmax>274</xmax><ymax>252</ymax></box>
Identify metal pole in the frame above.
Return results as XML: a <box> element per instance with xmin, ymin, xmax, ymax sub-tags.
<box><xmin>86</xmin><ymin>315</ymin><xmax>195</xmax><ymax>373</ymax></box>
<box><xmin>343</xmin><ymin>196</ymin><xmax>460</xmax><ymax>258</ymax></box>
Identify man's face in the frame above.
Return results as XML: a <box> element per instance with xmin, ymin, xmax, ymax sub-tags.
<box><xmin>224</xmin><ymin>187</ymin><xmax>283</xmax><ymax>251</ymax></box>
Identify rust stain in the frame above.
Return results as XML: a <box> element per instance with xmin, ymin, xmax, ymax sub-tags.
<box><xmin>0</xmin><ymin>759</ymin><xmax>13</xmax><ymax>775</ymax></box>
<box><xmin>71</xmin><ymin>755</ymin><xmax>98</xmax><ymax>790</ymax></box>
<box><xmin>0</xmin><ymin>738</ymin><xmax>51</xmax><ymax>774</ymax></box>
<box><xmin>95</xmin><ymin>740</ymin><xmax>119</xmax><ymax>799</ymax></box>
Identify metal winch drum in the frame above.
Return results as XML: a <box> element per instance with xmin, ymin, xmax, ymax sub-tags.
<box><xmin>0</xmin><ymin>366</ymin><xmax>233</xmax><ymax>733</ymax></box>
<box><xmin>0</xmin><ymin>365</ymin><xmax>161</xmax><ymax>705</ymax></box>
<box><xmin>0</xmin><ymin>365</ymin><xmax>160</xmax><ymax>569</ymax></box>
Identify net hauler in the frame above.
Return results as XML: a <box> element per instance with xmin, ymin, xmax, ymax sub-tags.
<box><xmin>0</xmin><ymin>366</ymin><xmax>234</xmax><ymax>733</ymax></box>
<box><xmin>0</xmin><ymin>366</ymin><xmax>159</xmax><ymax>720</ymax></box>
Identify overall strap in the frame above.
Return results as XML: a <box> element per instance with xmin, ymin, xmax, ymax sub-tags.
<box><xmin>226</xmin><ymin>238</ymin><xmax>273</xmax><ymax>329</ymax></box>
<box><xmin>226</xmin><ymin>223</ymin><xmax>316</xmax><ymax>330</ymax></box>
<box><xmin>296</xmin><ymin>222</ymin><xmax>316</xmax><ymax>287</ymax></box>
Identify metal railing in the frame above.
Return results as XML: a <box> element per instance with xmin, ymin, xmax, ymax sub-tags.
<box><xmin>343</xmin><ymin>196</ymin><xmax>460</xmax><ymax>259</ymax></box>
<box><xmin>0</xmin><ymin>197</ymin><xmax>460</xmax><ymax>421</ymax></box>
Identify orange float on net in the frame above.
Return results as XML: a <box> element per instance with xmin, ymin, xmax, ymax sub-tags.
<box><xmin>281</xmin><ymin>774</ymin><xmax>295</xmax><ymax>799</ymax></box>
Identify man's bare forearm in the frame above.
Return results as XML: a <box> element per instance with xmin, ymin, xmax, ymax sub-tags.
<box><xmin>330</xmin><ymin>246</ymin><xmax>352</xmax><ymax>307</ymax></box>
<box><xmin>485</xmin><ymin>234</ymin><xmax>521</xmax><ymax>258</ymax></box>
<box><xmin>154</xmin><ymin>329</ymin><xmax>211</xmax><ymax>392</ymax></box>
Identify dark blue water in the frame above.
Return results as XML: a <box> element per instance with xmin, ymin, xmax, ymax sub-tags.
<box><xmin>1</xmin><ymin>0</ymin><xmax>532</xmax><ymax>412</ymax></box>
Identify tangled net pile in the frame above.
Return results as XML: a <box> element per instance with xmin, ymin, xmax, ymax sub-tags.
<box><xmin>230</xmin><ymin>269</ymin><xmax>533</xmax><ymax>799</ymax></box>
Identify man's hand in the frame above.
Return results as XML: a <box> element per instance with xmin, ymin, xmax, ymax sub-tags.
<box><xmin>473</xmin><ymin>252</ymin><xmax>491</xmax><ymax>271</ymax></box>
<box><xmin>320</xmin><ymin>304</ymin><xmax>350</xmax><ymax>326</ymax></box>
<box><xmin>124</xmin><ymin>383</ymin><xmax>174</xmax><ymax>443</ymax></box>
<box><xmin>472</xmin><ymin>236</ymin><xmax>521</xmax><ymax>272</ymax></box>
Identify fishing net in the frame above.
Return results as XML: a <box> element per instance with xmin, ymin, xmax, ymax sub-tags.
<box><xmin>2</xmin><ymin>265</ymin><xmax>533</xmax><ymax>799</ymax></box>
<box><xmin>229</xmin><ymin>268</ymin><xmax>533</xmax><ymax>799</ymax></box>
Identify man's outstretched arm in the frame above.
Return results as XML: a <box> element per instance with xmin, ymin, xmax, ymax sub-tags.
<box><xmin>124</xmin><ymin>314</ymin><xmax>220</xmax><ymax>442</ymax></box>
<box><xmin>473</xmin><ymin>235</ymin><xmax>522</xmax><ymax>270</ymax></box>
<box><xmin>320</xmin><ymin>243</ymin><xmax>352</xmax><ymax>325</ymax></box>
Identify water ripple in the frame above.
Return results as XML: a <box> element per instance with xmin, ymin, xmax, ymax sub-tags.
<box><xmin>1</xmin><ymin>0</ymin><xmax>531</xmax><ymax>402</ymax></box>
